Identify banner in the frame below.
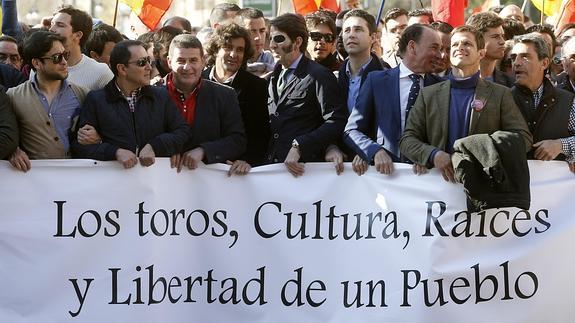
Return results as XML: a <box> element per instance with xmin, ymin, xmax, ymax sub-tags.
<box><xmin>0</xmin><ymin>159</ymin><xmax>574</xmax><ymax>322</ymax></box>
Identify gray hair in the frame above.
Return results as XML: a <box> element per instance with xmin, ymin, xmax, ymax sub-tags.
<box><xmin>513</xmin><ymin>32</ymin><xmax>549</xmax><ymax>60</ymax></box>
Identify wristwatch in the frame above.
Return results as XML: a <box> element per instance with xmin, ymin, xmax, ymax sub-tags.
<box><xmin>292</xmin><ymin>139</ymin><xmax>300</xmax><ymax>150</ymax></box>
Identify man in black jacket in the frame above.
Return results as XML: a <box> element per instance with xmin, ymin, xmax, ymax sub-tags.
<box><xmin>72</xmin><ymin>40</ymin><xmax>191</xmax><ymax>169</ymax></box>
<box><xmin>203</xmin><ymin>23</ymin><xmax>269</xmax><ymax>170</ymax></box>
<box><xmin>0</xmin><ymin>85</ymin><xmax>18</xmax><ymax>159</ymax></box>
<box><xmin>511</xmin><ymin>33</ymin><xmax>575</xmax><ymax>172</ymax></box>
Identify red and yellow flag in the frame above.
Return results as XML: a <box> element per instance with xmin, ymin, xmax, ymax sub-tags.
<box><xmin>121</xmin><ymin>0</ymin><xmax>172</xmax><ymax>30</ymax></box>
<box><xmin>556</xmin><ymin>0</ymin><xmax>575</xmax><ymax>33</ymax></box>
<box><xmin>292</xmin><ymin>0</ymin><xmax>340</xmax><ymax>15</ymax></box>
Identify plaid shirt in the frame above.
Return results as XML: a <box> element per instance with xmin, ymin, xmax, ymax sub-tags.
<box><xmin>560</xmin><ymin>101</ymin><xmax>575</xmax><ymax>163</ymax></box>
<box><xmin>115</xmin><ymin>82</ymin><xmax>142</xmax><ymax>112</ymax></box>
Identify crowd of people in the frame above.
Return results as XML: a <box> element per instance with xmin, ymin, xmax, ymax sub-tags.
<box><xmin>0</xmin><ymin>2</ymin><xmax>574</xmax><ymax>181</ymax></box>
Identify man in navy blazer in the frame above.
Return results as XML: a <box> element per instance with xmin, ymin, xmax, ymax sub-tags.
<box><xmin>343</xmin><ymin>24</ymin><xmax>443</xmax><ymax>175</ymax></box>
<box><xmin>267</xmin><ymin>13</ymin><xmax>348</xmax><ymax>176</ymax></box>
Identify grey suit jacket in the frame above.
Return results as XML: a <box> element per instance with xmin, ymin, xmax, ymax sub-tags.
<box><xmin>400</xmin><ymin>78</ymin><xmax>532</xmax><ymax>166</ymax></box>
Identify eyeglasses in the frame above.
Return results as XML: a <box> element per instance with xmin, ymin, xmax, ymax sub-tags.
<box><xmin>0</xmin><ymin>53</ymin><xmax>21</xmax><ymax>63</ymax></box>
<box><xmin>127</xmin><ymin>56</ymin><xmax>151</xmax><ymax>67</ymax></box>
<box><xmin>271</xmin><ymin>34</ymin><xmax>287</xmax><ymax>44</ymax></box>
<box><xmin>39</xmin><ymin>51</ymin><xmax>70</xmax><ymax>64</ymax></box>
<box><xmin>310</xmin><ymin>32</ymin><xmax>335</xmax><ymax>43</ymax></box>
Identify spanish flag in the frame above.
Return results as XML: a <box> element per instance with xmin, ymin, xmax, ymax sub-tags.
<box><xmin>121</xmin><ymin>0</ymin><xmax>172</xmax><ymax>30</ymax></box>
<box><xmin>556</xmin><ymin>0</ymin><xmax>575</xmax><ymax>33</ymax></box>
<box><xmin>290</xmin><ymin>0</ymin><xmax>340</xmax><ymax>15</ymax></box>
<box><xmin>431</xmin><ymin>0</ymin><xmax>468</xmax><ymax>27</ymax></box>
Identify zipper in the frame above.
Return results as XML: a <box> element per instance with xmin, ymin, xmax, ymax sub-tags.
<box><xmin>131</xmin><ymin>108</ymin><xmax>139</xmax><ymax>156</ymax></box>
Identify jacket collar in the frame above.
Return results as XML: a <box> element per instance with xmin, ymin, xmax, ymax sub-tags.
<box><xmin>104</xmin><ymin>78</ymin><xmax>155</xmax><ymax>102</ymax></box>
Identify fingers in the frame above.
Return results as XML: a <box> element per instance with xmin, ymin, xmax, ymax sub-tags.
<box><xmin>375</xmin><ymin>160</ymin><xmax>393</xmax><ymax>174</ymax></box>
<box><xmin>441</xmin><ymin>165</ymin><xmax>455</xmax><ymax>183</ymax></box>
<box><xmin>570</xmin><ymin>163</ymin><xmax>575</xmax><ymax>174</ymax></box>
<box><xmin>352</xmin><ymin>155</ymin><xmax>368</xmax><ymax>176</ymax></box>
<box><xmin>121</xmin><ymin>156</ymin><xmax>137</xmax><ymax>169</ymax></box>
<box><xmin>285</xmin><ymin>161</ymin><xmax>305</xmax><ymax>177</ymax></box>
<box><xmin>334</xmin><ymin>160</ymin><xmax>343</xmax><ymax>175</ymax></box>
<box><xmin>228</xmin><ymin>161</ymin><xmax>251</xmax><ymax>176</ymax></box>
<box><xmin>139</xmin><ymin>155</ymin><xmax>155</xmax><ymax>167</ymax></box>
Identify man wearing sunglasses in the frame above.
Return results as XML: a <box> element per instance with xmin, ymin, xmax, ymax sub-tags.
<box><xmin>71</xmin><ymin>40</ymin><xmax>191</xmax><ymax>169</ymax></box>
<box><xmin>6</xmin><ymin>31</ymin><xmax>88</xmax><ymax>172</ymax></box>
<box><xmin>267</xmin><ymin>13</ymin><xmax>347</xmax><ymax>176</ymax></box>
<box><xmin>305</xmin><ymin>11</ymin><xmax>342</xmax><ymax>72</ymax></box>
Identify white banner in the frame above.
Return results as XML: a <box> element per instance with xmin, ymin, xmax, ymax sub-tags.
<box><xmin>0</xmin><ymin>159</ymin><xmax>574</xmax><ymax>322</ymax></box>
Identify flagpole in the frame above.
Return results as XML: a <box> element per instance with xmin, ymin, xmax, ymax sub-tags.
<box><xmin>375</xmin><ymin>0</ymin><xmax>387</xmax><ymax>26</ymax></box>
<box><xmin>113</xmin><ymin>0</ymin><xmax>120</xmax><ymax>28</ymax></box>
<box><xmin>541</xmin><ymin>0</ymin><xmax>545</xmax><ymax>24</ymax></box>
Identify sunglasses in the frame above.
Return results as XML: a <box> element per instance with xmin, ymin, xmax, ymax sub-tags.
<box><xmin>310</xmin><ymin>32</ymin><xmax>335</xmax><ymax>43</ymax></box>
<box><xmin>39</xmin><ymin>51</ymin><xmax>70</xmax><ymax>64</ymax></box>
<box><xmin>127</xmin><ymin>56</ymin><xmax>151</xmax><ymax>67</ymax></box>
<box><xmin>271</xmin><ymin>34</ymin><xmax>287</xmax><ymax>44</ymax></box>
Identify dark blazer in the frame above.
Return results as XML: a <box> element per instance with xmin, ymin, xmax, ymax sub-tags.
<box><xmin>0</xmin><ymin>86</ymin><xmax>18</xmax><ymax>159</ymax></box>
<box><xmin>343</xmin><ymin>65</ymin><xmax>442</xmax><ymax>162</ymax></box>
<box><xmin>202</xmin><ymin>67</ymin><xmax>269</xmax><ymax>166</ymax></box>
<box><xmin>556</xmin><ymin>72</ymin><xmax>575</xmax><ymax>94</ymax></box>
<box><xmin>184</xmin><ymin>79</ymin><xmax>247</xmax><ymax>164</ymax></box>
<box><xmin>400</xmin><ymin>78</ymin><xmax>532</xmax><ymax>166</ymax></box>
<box><xmin>337</xmin><ymin>52</ymin><xmax>386</xmax><ymax>111</ymax></box>
<box><xmin>267</xmin><ymin>55</ymin><xmax>347</xmax><ymax>163</ymax></box>
<box><xmin>0</xmin><ymin>63</ymin><xmax>26</xmax><ymax>89</ymax></box>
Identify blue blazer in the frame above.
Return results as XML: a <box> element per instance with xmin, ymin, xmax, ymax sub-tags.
<box><xmin>343</xmin><ymin>65</ymin><xmax>441</xmax><ymax>162</ymax></box>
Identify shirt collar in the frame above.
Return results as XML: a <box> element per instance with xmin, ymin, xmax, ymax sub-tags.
<box><xmin>399</xmin><ymin>62</ymin><xmax>423</xmax><ymax>79</ymax></box>
<box><xmin>345</xmin><ymin>56</ymin><xmax>373</xmax><ymax>78</ymax></box>
<box><xmin>209</xmin><ymin>66</ymin><xmax>238</xmax><ymax>85</ymax></box>
<box><xmin>115</xmin><ymin>81</ymin><xmax>141</xmax><ymax>99</ymax></box>
<box><xmin>30</xmin><ymin>74</ymin><xmax>70</xmax><ymax>92</ymax></box>
<box><xmin>287</xmin><ymin>53</ymin><xmax>303</xmax><ymax>70</ymax></box>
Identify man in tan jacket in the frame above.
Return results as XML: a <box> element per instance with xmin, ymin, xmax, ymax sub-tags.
<box><xmin>7</xmin><ymin>31</ymin><xmax>87</xmax><ymax>172</ymax></box>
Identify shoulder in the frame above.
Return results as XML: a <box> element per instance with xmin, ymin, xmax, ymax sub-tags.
<box><xmin>238</xmin><ymin>69</ymin><xmax>267</xmax><ymax>87</ymax></box>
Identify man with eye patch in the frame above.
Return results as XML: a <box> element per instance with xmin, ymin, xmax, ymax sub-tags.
<box><xmin>71</xmin><ymin>40</ymin><xmax>191</xmax><ymax>169</ymax></box>
<box><xmin>6</xmin><ymin>31</ymin><xmax>88</xmax><ymax>172</ymax></box>
<box><xmin>305</xmin><ymin>11</ymin><xmax>343</xmax><ymax>72</ymax></box>
<box><xmin>267</xmin><ymin>13</ymin><xmax>347</xmax><ymax>177</ymax></box>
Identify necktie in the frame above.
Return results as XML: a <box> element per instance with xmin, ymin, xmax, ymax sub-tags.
<box><xmin>406</xmin><ymin>74</ymin><xmax>422</xmax><ymax>123</ymax></box>
<box><xmin>277</xmin><ymin>68</ymin><xmax>292</xmax><ymax>95</ymax></box>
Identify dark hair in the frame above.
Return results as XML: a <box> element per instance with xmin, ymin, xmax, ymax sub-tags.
<box><xmin>54</xmin><ymin>5</ymin><xmax>93</xmax><ymax>48</ymax></box>
<box><xmin>526</xmin><ymin>24</ymin><xmax>557</xmax><ymax>52</ymax></box>
<box><xmin>431</xmin><ymin>21</ymin><xmax>453</xmax><ymax>34</ymax></box>
<box><xmin>514</xmin><ymin>32</ymin><xmax>550</xmax><ymax>60</ymax></box>
<box><xmin>502</xmin><ymin>17</ymin><xmax>526</xmax><ymax>40</ymax></box>
<box><xmin>343</xmin><ymin>9</ymin><xmax>376</xmax><ymax>34</ymax></box>
<box><xmin>305</xmin><ymin>10</ymin><xmax>337</xmax><ymax>36</ymax></box>
<box><xmin>109</xmin><ymin>40</ymin><xmax>144</xmax><ymax>76</ymax></box>
<box><xmin>452</xmin><ymin>25</ymin><xmax>485</xmax><ymax>49</ymax></box>
<box><xmin>85</xmin><ymin>23</ymin><xmax>123</xmax><ymax>56</ymax></box>
<box><xmin>205</xmin><ymin>23</ymin><xmax>254</xmax><ymax>68</ymax></box>
<box><xmin>466</xmin><ymin>12</ymin><xmax>504</xmax><ymax>34</ymax></box>
<box><xmin>152</xmin><ymin>26</ymin><xmax>183</xmax><ymax>57</ymax></box>
<box><xmin>558</xmin><ymin>23</ymin><xmax>575</xmax><ymax>41</ymax></box>
<box><xmin>408</xmin><ymin>9</ymin><xmax>433</xmax><ymax>22</ymax></box>
<box><xmin>237</xmin><ymin>7</ymin><xmax>264</xmax><ymax>20</ymax></box>
<box><xmin>169</xmin><ymin>33</ymin><xmax>204</xmax><ymax>58</ymax></box>
<box><xmin>0</xmin><ymin>35</ymin><xmax>18</xmax><ymax>45</ymax></box>
<box><xmin>336</xmin><ymin>9</ymin><xmax>350</xmax><ymax>21</ymax></box>
<box><xmin>163</xmin><ymin>16</ymin><xmax>192</xmax><ymax>32</ymax></box>
<box><xmin>21</xmin><ymin>31</ymin><xmax>65</xmax><ymax>70</ymax></box>
<box><xmin>210</xmin><ymin>2</ymin><xmax>241</xmax><ymax>27</ymax></box>
<box><xmin>384</xmin><ymin>7</ymin><xmax>408</xmax><ymax>25</ymax></box>
<box><xmin>270</xmin><ymin>13</ymin><xmax>308</xmax><ymax>53</ymax></box>
<box><xmin>397</xmin><ymin>23</ymin><xmax>433</xmax><ymax>56</ymax></box>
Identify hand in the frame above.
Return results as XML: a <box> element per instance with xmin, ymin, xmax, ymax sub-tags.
<box><xmin>181</xmin><ymin>147</ymin><xmax>204</xmax><ymax>170</ymax></box>
<box><xmin>116</xmin><ymin>148</ymin><xmax>138</xmax><ymax>169</ymax></box>
<box><xmin>9</xmin><ymin>147</ymin><xmax>31</xmax><ymax>172</ymax></box>
<box><xmin>77</xmin><ymin>124</ymin><xmax>101</xmax><ymax>145</ymax></box>
<box><xmin>433</xmin><ymin>150</ymin><xmax>455</xmax><ymax>182</ymax></box>
<box><xmin>325</xmin><ymin>146</ymin><xmax>344</xmax><ymax>175</ymax></box>
<box><xmin>138</xmin><ymin>144</ymin><xmax>155</xmax><ymax>167</ymax></box>
<box><xmin>374</xmin><ymin>149</ymin><xmax>394</xmax><ymax>174</ymax></box>
<box><xmin>569</xmin><ymin>162</ymin><xmax>575</xmax><ymax>174</ymax></box>
<box><xmin>284</xmin><ymin>146</ymin><xmax>304</xmax><ymax>177</ymax></box>
<box><xmin>412</xmin><ymin>163</ymin><xmax>428</xmax><ymax>175</ymax></box>
<box><xmin>352</xmin><ymin>154</ymin><xmax>369</xmax><ymax>176</ymax></box>
<box><xmin>170</xmin><ymin>154</ymin><xmax>182</xmax><ymax>172</ymax></box>
<box><xmin>533</xmin><ymin>140</ymin><xmax>562</xmax><ymax>161</ymax></box>
<box><xmin>227</xmin><ymin>160</ymin><xmax>251</xmax><ymax>176</ymax></box>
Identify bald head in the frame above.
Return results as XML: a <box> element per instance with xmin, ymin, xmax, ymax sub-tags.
<box><xmin>499</xmin><ymin>5</ymin><xmax>524</xmax><ymax>24</ymax></box>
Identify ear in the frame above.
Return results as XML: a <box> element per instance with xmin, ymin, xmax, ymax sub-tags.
<box><xmin>31</xmin><ymin>57</ymin><xmax>42</xmax><ymax>71</ymax></box>
<box><xmin>116</xmin><ymin>63</ymin><xmax>128</xmax><ymax>76</ymax></box>
<box><xmin>294</xmin><ymin>36</ymin><xmax>303</xmax><ymax>52</ymax></box>
<box><xmin>89</xmin><ymin>50</ymin><xmax>99</xmax><ymax>60</ymax></box>
<box><xmin>407</xmin><ymin>39</ymin><xmax>416</xmax><ymax>55</ymax></box>
<box><xmin>478</xmin><ymin>48</ymin><xmax>486</xmax><ymax>60</ymax></box>
<box><xmin>73</xmin><ymin>30</ymin><xmax>83</xmax><ymax>45</ymax></box>
<box><xmin>541</xmin><ymin>57</ymin><xmax>550</xmax><ymax>70</ymax></box>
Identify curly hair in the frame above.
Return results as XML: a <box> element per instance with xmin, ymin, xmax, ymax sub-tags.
<box><xmin>204</xmin><ymin>23</ymin><xmax>254</xmax><ymax>69</ymax></box>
